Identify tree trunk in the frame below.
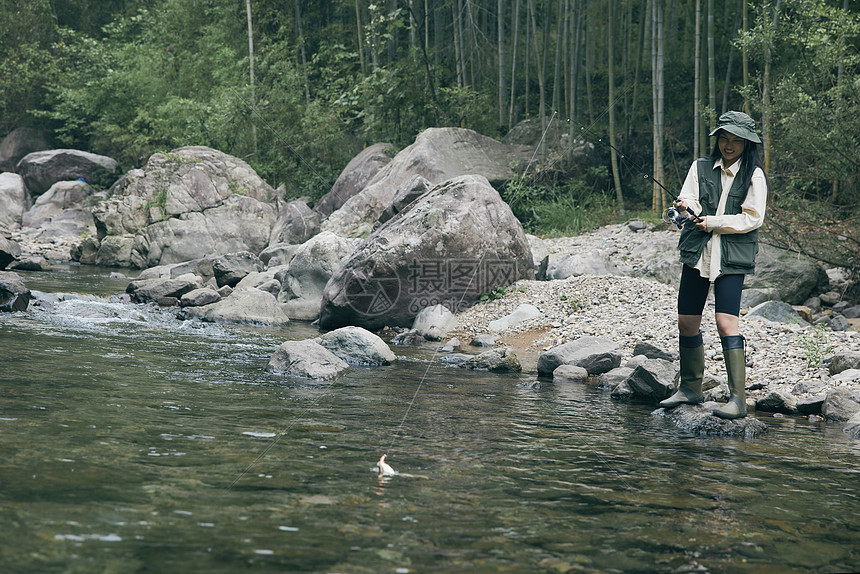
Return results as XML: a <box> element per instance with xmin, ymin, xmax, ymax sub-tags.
<box><xmin>453</xmin><ymin>0</ymin><xmax>463</xmax><ymax>87</ymax></box>
<box><xmin>295</xmin><ymin>0</ymin><xmax>310</xmax><ymax>105</ymax></box>
<box><xmin>722</xmin><ymin>0</ymin><xmax>742</xmax><ymax>114</ymax></box>
<box><xmin>742</xmin><ymin>0</ymin><xmax>750</xmax><ymax>114</ymax></box>
<box><xmin>528</xmin><ymin>0</ymin><xmax>546</xmax><ymax>128</ymax></box>
<box><xmin>568</xmin><ymin>0</ymin><xmax>582</xmax><ymax>141</ymax></box>
<box><xmin>355</xmin><ymin>0</ymin><xmax>366</xmax><ymax>74</ymax></box>
<box><xmin>498</xmin><ymin>0</ymin><xmax>507</xmax><ymax>128</ymax></box>
<box><xmin>245</xmin><ymin>0</ymin><xmax>257</xmax><ymax>156</ymax></box>
<box><xmin>652</xmin><ymin>0</ymin><xmax>665</xmax><ymax>213</ymax></box>
<box><xmin>707</xmin><ymin>0</ymin><xmax>716</xmax><ymax>116</ymax></box>
<box><xmin>509</xmin><ymin>0</ymin><xmax>521</xmax><ymax>127</ymax></box>
<box><xmin>694</xmin><ymin>0</ymin><xmax>701</xmax><ymax>159</ymax></box>
<box><xmin>608</xmin><ymin>0</ymin><xmax>624</xmax><ymax>216</ymax></box>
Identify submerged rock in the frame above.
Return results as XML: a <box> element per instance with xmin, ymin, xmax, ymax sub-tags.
<box><xmin>653</xmin><ymin>404</ymin><xmax>767</xmax><ymax>438</ymax></box>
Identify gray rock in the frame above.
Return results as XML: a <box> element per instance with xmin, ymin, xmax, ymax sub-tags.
<box><xmin>441</xmin><ymin>337</ymin><xmax>460</xmax><ymax>351</ymax></box>
<box><xmin>830</xmin><ymin>315</ymin><xmax>851</xmax><ymax>332</ymax></box>
<box><xmin>22</xmin><ymin>180</ymin><xmax>91</xmax><ymax>228</ymax></box>
<box><xmin>0</xmin><ymin>127</ymin><xmax>51</xmax><ymax>172</ymax></box>
<box><xmin>821</xmin><ymin>387</ymin><xmax>860</xmax><ymax>422</ymax></box>
<box><xmin>319</xmin><ymin>174</ymin><xmax>533</xmax><ymax>331</ymax></box>
<box><xmin>213</xmin><ymin>251</ymin><xmax>264</xmax><ymax>288</ymax></box>
<box><xmin>553</xmin><ymin>365</ymin><xmax>589</xmax><ymax>383</ymax></box>
<box><xmin>599</xmin><ymin>366</ymin><xmax>634</xmax><ymax>391</ymax></box>
<box><xmin>179</xmin><ymin>287</ymin><xmax>221</xmax><ymax>307</ymax></box>
<box><xmin>740</xmin><ymin>288</ymin><xmax>774</xmax><ymax>309</ymax></box>
<box><xmin>653</xmin><ymin>404</ymin><xmax>767</xmax><ymax>438</ymax></box>
<box><xmin>8</xmin><ymin>257</ymin><xmax>44</xmax><ymax>271</ymax></box>
<box><xmin>0</xmin><ymin>172</ymin><xmax>28</xmax><ymax>229</ymax></box>
<box><xmin>377</xmin><ymin>174</ymin><xmax>431</xmax><ymax>225</ymax></box>
<box><xmin>390</xmin><ymin>329</ymin><xmax>426</xmax><ymax>346</ymax></box>
<box><xmin>526</xmin><ymin>234</ymin><xmax>549</xmax><ymax>280</ymax></box>
<box><xmin>802</xmin><ymin>296</ymin><xmax>822</xmax><ymax>314</ymax></box>
<box><xmin>746</xmin><ymin>300</ymin><xmax>804</xmax><ymax>324</ymax></box>
<box><xmin>791</xmin><ymin>380</ymin><xmax>827</xmax><ymax>394</ymax></box>
<box><xmin>180</xmin><ymin>288</ymin><xmax>289</xmax><ymax>326</ymax></box>
<box><xmin>819</xmin><ymin>291</ymin><xmax>841</xmax><ymax>306</ymax></box>
<box><xmin>755</xmin><ymin>390</ymin><xmax>799</xmax><ymax>414</ymax></box>
<box><xmin>321</xmin><ymin>128</ymin><xmax>532</xmax><ymax>238</ymax></box>
<box><xmin>127</xmin><ymin>273</ymin><xmax>202</xmax><ymax>303</ymax></box>
<box><xmin>269</xmin><ymin>200</ymin><xmax>320</xmax><ymax>246</ymax></box>
<box><xmin>796</xmin><ymin>394</ymin><xmax>826</xmax><ymax>416</ymax></box>
<box><xmin>459</xmin><ymin>347</ymin><xmax>521</xmax><ymax>372</ymax></box>
<box><xmin>0</xmin><ymin>271</ymin><xmax>30</xmax><ymax>312</ymax></box>
<box><xmin>278</xmin><ymin>231</ymin><xmax>356</xmax><ymax>321</ymax></box>
<box><xmin>632</xmin><ymin>341</ymin><xmax>677</xmax><ymax>361</ymax></box>
<box><xmin>412</xmin><ymin>303</ymin><xmax>458</xmax><ymax>341</ymax></box>
<box><xmin>440</xmin><ymin>353</ymin><xmax>472</xmax><ymax>364</ymax></box>
<box><xmin>537</xmin><ymin>336</ymin><xmax>622</xmax><ymax>376</ymax></box>
<box><xmin>830</xmin><ymin>351</ymin><xmax>860</xmax><ymax>375</ymax></box>
<box><xmin>841</xmin><ymin>305</ymin><xmax>860</xmax><ymax>319</ymax></box>
<box><xmin>17</xmin><ymin>148</ymin><xmax>117</xmax><ymax>195</ymax></box>
<box><xmin>315</xmin><ymin>142</ymin><xmax>396</xmax><ymax>218</ymax></box>
<box><xmin>488</xmin><ymin>303</ymin><xmax>541</xmax><ymax>331</ymax></box>
<box><xmin>259</xmin><ymin>243</ymin><xmax>298</xmax><ymax>267</ymax></box>
<box><xmin>470</xmin><ymin>334</ymin><xmax>497</xmax><ymax>347</ymax></box>
<box><xmin>0</xmin><ymin>235</ymin><xmax>22</xmax><ymax>270</ymax></box>
<box><xmin>743</xmin><ymin>243</ymin><xmax>829</xmax><ymax>305</ymax></box>
<box><xmin>832</xmin><ymin>369</ymin><xmax>860</xmax><ymax>384</ymax></box>
<box><xmin>624</xmin><ymin>358</ymin><xmax>680</xmax><ymax>402</ymax></box>
<box><xmin>265</xmin><ymin>340</ymin><xmax>349</xmax><ymax>380</ymax></box>
<box><xmin>547</xmin><ymin>249</ymin><xmax>619</xmax><ymax>280</ymax></box>
<box><xmin>315</xmin><ymin>326</ymin><xmax>396</xmax><ymax>366</ymax></box>
<box><xmin>844</xmin><ymin>411</ymin><xmax>860</xmax><ymax>440</ymax></box>
<box><xmin>90</xmin><ymin>147</ymin><xmax>276</xmax><ymax>268</ymax></box>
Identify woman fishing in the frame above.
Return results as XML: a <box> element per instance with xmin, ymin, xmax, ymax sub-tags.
<box><xmin>659</xmin><ymin>111</ymin><xmax>768</xmax><ymax>419</ymax></box>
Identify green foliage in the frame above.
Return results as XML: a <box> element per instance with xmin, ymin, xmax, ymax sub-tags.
<box><xmin>480</xmin><ymin>286</ymin><xmax>510</xmax><ymax>303</ymax></box>
<box><xmin>800</xmin><ymin>322</ymin><xmax>834</xmax><ymax>369</ymax></box>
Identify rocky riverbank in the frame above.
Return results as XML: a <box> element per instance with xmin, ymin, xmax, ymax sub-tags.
<box><xmin>444</xmin><ymin>225</ymin><xmax>860</xmax><ymax>417</ymax></box>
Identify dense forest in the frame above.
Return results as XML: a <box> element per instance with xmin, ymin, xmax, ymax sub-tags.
<box><xmin>1</xmin><ymin>0</ymin><xmax>858</xmax><ymax>272</ymax></box>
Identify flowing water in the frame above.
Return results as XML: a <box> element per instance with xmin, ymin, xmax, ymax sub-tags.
<box><xmin>1</xmin><ymin>265</ymin><xmax>859</xmax><ymax>573</ymax></box>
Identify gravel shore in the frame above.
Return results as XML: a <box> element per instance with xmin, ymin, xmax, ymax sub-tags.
<box><xmin>447</xmin><ymin>225</ymin><xmax>860</xmax><ymax>405</ymax></box>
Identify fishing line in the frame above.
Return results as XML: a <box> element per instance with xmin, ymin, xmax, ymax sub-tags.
<box><xmin>384</xmin><ymin>112</ymin><xmax>559</xmax><ymax>458</ymax></box>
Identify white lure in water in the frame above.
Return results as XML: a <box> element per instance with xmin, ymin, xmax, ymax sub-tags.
<box><xmin>376</xmin><ymin>454</ymin><xmax>397</xmax><ymax>477</ymax></box>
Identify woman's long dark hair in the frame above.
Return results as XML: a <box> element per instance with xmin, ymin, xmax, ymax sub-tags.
<box><xmin>708</xmin><ymin>130</ymin><xmax>769</xmax><ymax>194</ymax></box>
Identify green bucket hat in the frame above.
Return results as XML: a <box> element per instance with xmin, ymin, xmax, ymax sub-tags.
<box><xmin>709</xmin><ymin>111</ymin><xmax>761</xmax><ymax>144</ymax></box>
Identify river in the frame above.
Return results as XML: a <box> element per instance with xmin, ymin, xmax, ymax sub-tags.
<box><xmin>1</xmin><ymin>264</ymin><xmax>858</xmax><ymax>573</ymax></box>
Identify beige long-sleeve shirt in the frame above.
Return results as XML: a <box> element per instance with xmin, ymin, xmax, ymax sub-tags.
<box><xmin>677</xmin><ymin>157</ymin><xmax>767</xmax><ymax>281</ymax></box>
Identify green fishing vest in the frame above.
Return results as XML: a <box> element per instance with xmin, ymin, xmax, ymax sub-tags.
<box><xmin>677</xmin><ymin>158</ymin><xmax>759</xmax><ymax>275</ymax></box>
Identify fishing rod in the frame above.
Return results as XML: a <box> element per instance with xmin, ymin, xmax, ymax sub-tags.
<box><xmin>571</xmin><ymin>119</ymin><xmax>703</xmax><ymax>229</ymax></box>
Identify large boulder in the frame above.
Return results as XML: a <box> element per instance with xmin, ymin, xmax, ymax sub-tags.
<box><xmin>0</xmin><ymin>127</ymin><xmax>51</xmax><ymax>173</ymax></box>
<box><xmin>537</xmin><ymin>336</ymin><xmax>622</xmax><ymax>376</ymax></box>
<box><xmin>0</xmin><ymin>271</ymin><xmax>30</xmax><ymax>312</ymax></box>
<box><xmin>744</xmin><ymin>243</ymin><xmax>829</xmax><ymax>305</ymax></box>
<box><xmin>269</xmin><ymin>199</ymin><xmax>321</xmax><ymax>246</ymax></box>
<box><xmin>181</xmin><ymin>287</ymin><xmax>290</xmax><ymax>327</ymax></box>
<box><xmin>321</xmin><ymin>128</ymin><xmax>532</xmax><ymax>238</ymax></box>
<box><xmin>17</xmin><ymin>149</ymin><xmax>117</xmax><ymax>196</ymax></box>
<box><xmin>315</xmin><ymin>142</ymin><xmax>396</xmax><ymax>218</ymax></box>
<box><xmin>0</xmin><ymin>172</ymin><xmax>29</xmax><ymax>229</ymax></box>
<box><xmin>265</xmin><ymin>340</ymin><xmax>349</xmax><ymax>379</ymax></box>
<box><xmin>89</xmin><ymin>147</ymin><xmax>277</xmax><ymax>268</ymax></box>
<box><xmin>319</xmin><ymin>174</ymin><xmax>534</xmax><ymax>331</ymax></box>
<box><xmin>315</xmin><ymin>326</ymin><xmax>396</xmax><ymax>366</ymax></box>
<box><xmin>277</xmin><ymin>231</ymin><xmax>356</xmax><ymax>321</ymax></box>
<box><xmin>22</xmin><ymin>180</ymin><xmax>92</xmax><ymax>229</ymax></box>
<box><xmin>822</xmin><ymin>387</ymin><xmax>860</xmax><ymax>422</ymax></box>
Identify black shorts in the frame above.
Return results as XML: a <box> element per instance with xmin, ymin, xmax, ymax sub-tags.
<box><xmin>677</xmin><ymin>264</ymin><xmax>745</xmax><ymax>317</ymax></box>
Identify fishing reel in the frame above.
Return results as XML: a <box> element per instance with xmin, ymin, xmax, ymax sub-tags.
<box><xmin>663</xmin><ymin>206</ymin><xmax>690</xmax><ymax>229</ymax></box>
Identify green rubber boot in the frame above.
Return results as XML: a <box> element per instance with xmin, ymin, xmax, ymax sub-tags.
<box><xmin>659</xmin><ymin>332</ymin><xmax>705</xmax><ymax>408</ymax></box>
<box><xmin>713</xmin><ymin>335</ymin><xmax>747</xmax><ymax>419</ymax></box>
